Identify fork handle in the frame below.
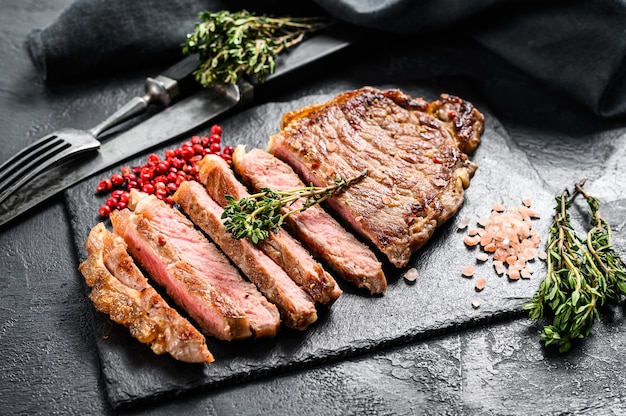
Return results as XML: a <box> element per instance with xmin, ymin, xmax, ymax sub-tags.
<box><xmin>88</xmin><ymin>96</ymin><xmax>150</xmax><ymax>138</ymax></box>
<box><xmin>88</xmin><ymin>54</ymin><xmax>200</xmax><ymax>138</ymax></box>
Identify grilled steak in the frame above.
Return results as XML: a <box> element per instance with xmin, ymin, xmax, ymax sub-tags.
<box><xmin>197</xmin><ymin>154</ymin><xmax>342</xmax><ymax>307</ymax></box>
<box><xmin>232</xmin><ymin>147</ymin><xmax>387</xmax><ymax>294</ymax></box>
<box><xmin>111</xmin><ymin>191</ymin><xmax>280</xmax><ymax>340</ymax></box>
<box><xmin>174</xmin><ymin>180</ymin><xmax>318</xmax><ymax>330</ymax></box>
<box><xmin>80</xmin><ymin>223</ymin><xmax>214</xmax><ymax>363</ymax></box>
<box><xmin>267</xmin><ymin>87</ymin><xmax>483</xmax><ymax>267</ymax></box>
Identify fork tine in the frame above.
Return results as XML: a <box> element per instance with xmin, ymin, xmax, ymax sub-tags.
<box><xmin>0</xmin><ymin>135</ymin><xmax>69</xmax><ymax>194</ymax></box>
<box><xmin>0</xmin><ymin>134</ymin><xmax>64</xmax><ymax>181</ymax></box>
<box><xmin>0</xmin><ymin>128</ymin><xmax>101</xmax><ymax>205</ymax></box>
<box><xmin>0</xmin><ymin>131</ymin><xmax>100</xmax><ymax>205</ymax></box>
<box><xmin>0</xmin><ymin>144</ymin><xmax>77</xmax><ymax>205</ymax></box>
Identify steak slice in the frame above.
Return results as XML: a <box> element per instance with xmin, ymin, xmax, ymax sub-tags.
<box><xmin>197</xmin><ymin>154</ymin><xmax>342</xmax><ymax>307</ymax></box>
<box><xmin>111</xmin><ymin>192</ymin><xmax>280</xmax><ymax>340</ymax></box>
<box><xmin>267</xmin><ymin>87</ymin><xmax>483</xmax><ymax>268</ymax></box>
<box><xmin>84</xmin><ymin>221</ymin><xmax>147</xmax><ymax>292</ymax></box>
<box><xmin>232</xmin><ymin>146</ymin><xmax>387</xmax><ymax>295</ymax></box>
<box><xmin>174</xmin><ymin>180</ymin><xmax>318</xmax><ymax>330</ymax></box>
<box><xmin>79</xmin><ymin>223</ymin><xmax>214</xmax><ymax>363</ymax></box>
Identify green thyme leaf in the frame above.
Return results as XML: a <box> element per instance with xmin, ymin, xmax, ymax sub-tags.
<box><xmin>221</xmin><ymin>170</ymin><xmax>368</xmax><ymax>244</ymax></box>
<box><xmin>182</xmin><ymin>10</ymin><xmax>331</xmax><ymax>87</ymax></box>
<box><xmin>524</xmin><ymin>180</ymin><xmax>626</xmax><ymax>352</ymax></box>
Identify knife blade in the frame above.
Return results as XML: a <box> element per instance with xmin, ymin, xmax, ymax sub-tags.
<box><xmin>0</xmin><ymin>28</ymin><xmax>354</xmax><ymax>228</ymax></box>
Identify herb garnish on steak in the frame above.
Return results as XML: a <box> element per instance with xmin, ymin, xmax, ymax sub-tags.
<box><xmin>174</xmin><ymin>180</ymin><xmax>319</xmax><ymax>330</ymax></box>
<box><xmin>197</xmin><ymin>154</ymin><xmax>342</xmax><ymax>307</ymax></box>
<box><xmin>232</xmin><ymin>146</ymin><xmax>387</xmax><ymax>294</ymax></box>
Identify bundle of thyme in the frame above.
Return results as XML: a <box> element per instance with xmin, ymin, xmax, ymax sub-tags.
<box><xmin>222</xmin><ymin>170</ymin><xmax>368</xmax><ymax>244</ymax></box>
<box><xmin>524</xmin><ymin>180</ymin><xmax>626</xmax><ymax>352</ymax></box>
<box><xmin>182</xmin><ymin>10</ymin><xmax>331</xmax><ymax>87</ymax></box>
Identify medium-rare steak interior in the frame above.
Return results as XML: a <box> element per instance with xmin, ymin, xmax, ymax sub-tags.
<box><xmin>79</xmin><ymin>86</ymin><xmax>485</xmax><ymax>363</ymax></box>
<box><xmin>197</xmin><ymin>154</ymin><xmax>342</xmax><ymax>307</ymax></box>
<box><xmin>232</xmin><ymin>146</ymin><xmax>388</xmax><ymax>295</ymax></box>
<box><xmin>80</xmin><ymin>223</ymin><xmax>214</xmax><ymax>363</ymax></box>
<box><xmin>174</xmin><ymin>180</ymin><xmax>319</xmax><ymax>330</ymax></box>
<box><xmin>113</xmin><ymin>191</ymin><xmax>281</xmax><ymax>341</ymax></box>
<box><xmin>267</xmin><ymin>87</ymin><xmax>483</xmax><ymax>268</ymax></box>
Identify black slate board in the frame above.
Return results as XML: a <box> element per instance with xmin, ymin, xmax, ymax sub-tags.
<box><xmin>66</xmin><ymin>82</ymin><xmax>555</xmax><ymax>409</ymax></box>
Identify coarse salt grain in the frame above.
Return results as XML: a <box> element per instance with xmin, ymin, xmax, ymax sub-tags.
<box><xmin>493</xmin><ymin>260</ymin><xmax>506</xmax><ymax>276</ymax></box>
<box><xmin>476</xmin><ymin>252</ymin><xmax>489</xmax><ymax>262</ymax></box>
<box><xmin>464</xmin><ymin>235</ymin><xmax>481</xmax><ymax>246</ymax></box>
<box><xmin>475</xmin><ymin>277</ymin><xmax>487</xmax><ymax>291</ymax></box>
<box><xmin>462</xmin><ymin>265</ymin><xmax>475</xmax><ymax>277</ymax></box>
<box><xmin>457</xmin><ymin>217</ymin><xmax>471</xmax><ymax>229</ymax></box>
<box><xmin>404</xmin><ymin>268</ymin><xmax>419</xmax><ymax>284</ymax></box>
<box><xmin>507</xmin><ymin>268</ymin><xmax>521</xmax><ymax>280</ymax></box>
<box><xmin>462</xmin><ymin>200</ymin><xmax>543</xmax><ymax>282</ymax></box>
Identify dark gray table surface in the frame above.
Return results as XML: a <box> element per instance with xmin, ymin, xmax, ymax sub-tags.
<box><xmin>1</xmin><ymin>1</ymin><xmax>626</xmax><ymax>415</ymax></box>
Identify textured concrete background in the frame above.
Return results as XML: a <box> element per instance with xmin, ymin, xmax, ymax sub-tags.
<box><xmin>1</xmin><ymin>1</ymin><xmax>625</xmax><ymax>415</ymax></box>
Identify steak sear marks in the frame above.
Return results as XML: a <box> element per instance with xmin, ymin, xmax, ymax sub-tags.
<box><xmin>267</xmin><ymin>87</ymin><xmax>483</xmax><ymax>268</ymax></box>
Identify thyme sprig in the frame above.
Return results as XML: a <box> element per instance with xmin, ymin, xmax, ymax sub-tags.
<box><xmin>222</xmin><ymin>170</ymin><xmax>368</xmax><ymax>244</ymax></box>
<box><xmin>182</xmin><ymin>10</ymin><xmax>331</xmax><ymax>87</ymax></box>
<box><xmin>524</xmin><ymin>180</ymin><xmax>626</xmax><ymax>353</ymax></box>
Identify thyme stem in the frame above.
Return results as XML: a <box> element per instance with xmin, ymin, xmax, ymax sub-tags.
<box><xmin>523</xmin><ymin>180</ymin><xmax>626</xmax><ymax>352</ymax></box>
<box><xmin>222</xmin><ymin>170</ymin><xmax>368</xmax><ymax>244</ymax></box>
<box><xmin>181</xmin><ymin>10</ymin><xmax>331</xmax><ymax>87</ymax></box>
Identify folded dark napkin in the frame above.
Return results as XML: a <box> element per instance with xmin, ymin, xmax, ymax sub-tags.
<box><xmin>27</xmin><ymin>0</ymin><xmax>626</xmax><ymax>119</ymax></box>
<box><xmin>27</xmin><ymin>0</ymin><xmax>326</xmax><ymax>83</ymax></box>
<box><xmin>315</xmin><ymin>0</ymin><xmax>626</xmax><ymax>119</ymax></box>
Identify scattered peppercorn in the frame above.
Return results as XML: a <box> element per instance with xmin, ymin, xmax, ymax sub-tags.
<box><xmin>95</xmin><ymin>124</ymin><xmax>232</xmax><ymax>217</ymax></box>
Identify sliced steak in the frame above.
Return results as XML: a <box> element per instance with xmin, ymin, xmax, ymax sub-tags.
<box><xmin>80</xmin><ymin>223</ymin><xmax>214</xmax><ymax>363</ymax></box>
<box><xmin>111</xmin><ymin>192</ymin><xmax>280</xmax><ymax>340</ymax></box>
<box><xmin>232</xmin><ymin>146</ymin><xmax>387</xmax><ymax>295</ymax></box>
<box><xmin>174</xmin><ymin>180</ymin><xmax>318</xmax><ymax>330</ymax></box>
<box><xmin>197</xmin><ymin>154</ymin><xmax>342</xmax><ymax>307</ymax></box>
<box><xmin>267</xmin><ymin>87</ymin><xmax>483</xmax><ymax>267</ymax></box>
<box><xmin>84</xmin><ymin>221</ymin><xmax>146</xmax><ymax>292</ymax></box>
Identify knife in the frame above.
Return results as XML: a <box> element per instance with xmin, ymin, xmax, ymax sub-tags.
<box><xmin>0</xmin><ymin>27</ymin><xmax>355</xmax><ymax>228</ymax></box>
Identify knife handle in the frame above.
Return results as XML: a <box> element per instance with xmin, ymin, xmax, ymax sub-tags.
<box><xmin>144</xmin><ymin>54</ymin><xmax>200</xmax><ymax>107</ymax></box>
<box><xmin>159</xmin><ymin>54</ymin><xmax>201</xmax><ymax>100</ymax></box>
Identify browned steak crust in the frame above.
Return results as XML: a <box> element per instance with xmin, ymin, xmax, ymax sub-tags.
<box><xmin>268</xmin><ymin>87</ymin><xmax>483</xmax><ymax>268</ymax></box>
<box><xmin>80</xmin><ymin>223</ymin><xmax>214</xmax><ymax>363</ymax></box>
<box><xmin>232</xmin><ymin>147</ymin><xmax>387</xmax><ymax>294</ymax></box>
<box><xmin>197</xmin><ymin>155</ymin><xmax>342</xmax><ymax>306</ymax></box>
<box><xmin>174</xmin><ymin>180</ymin><xmax>318</xmax><ymax>330</ymax></box>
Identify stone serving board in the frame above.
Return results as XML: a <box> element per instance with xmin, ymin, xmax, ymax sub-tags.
<box><xmin>65</xmin><ymin>84</ymin><xmax>554</xmax><ymax>409</ymax></box>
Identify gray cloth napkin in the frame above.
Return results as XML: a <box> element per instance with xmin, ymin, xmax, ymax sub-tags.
<box><xmin>27</xmin><ymin>0</ymin><xmax>626</xmax><ymax>119</ymax></box>
<box><xmin>27</xmin><ymin>0</ymin><xmax>323</xmax><ymax>82</ymax></box>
